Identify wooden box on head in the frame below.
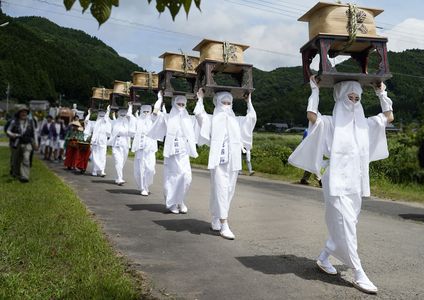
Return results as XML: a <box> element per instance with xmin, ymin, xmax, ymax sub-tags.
<box><xmin>299</xmin><ymin>1</ymin><xmax>392</xmax><ymax>87</ymax></box>
<box><xmin>90</xmin><ymin>87</ymin><xmax>113</xmax><ymax>111</ymax></box>
<box><xmin>110</xmin><ymin>80</ymin><xmax>132</xmax><ymax>110</ymax></box>
<box><xmin>158</xmin><ymin>52</ymin><xmax>199</xmax><ymax>99</ymax></box>
<box><xmin>193</xmin><ymin>39</ymin><xmax>254</xmax><ymax>99</ymax></box>
<box><xmin>130</xmin><ymin>71</ymin><xmax>159</xmax><ymax>107</ymax></box>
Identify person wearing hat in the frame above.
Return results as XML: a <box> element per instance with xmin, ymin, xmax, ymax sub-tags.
<box><xmin>6</xmin><ymin>105</ymin><xmax>38</xmax><ymax>182</ymax></box>
<box><xmin>194</xmin><ymin>89</ymin><xmax>257</xmax><ymax>240</ymax></box>
<box><xmin>107</xmin><ymin>103</ymin><xmax>135</xmax><ymax>186</ymax></box>
<box><xmin>63</xmin><ymin>120</ymin><xmax>84</xmax><ymax>171</ymax></box>
<box><xmin>148</xmin><ymin>91</ymin><xmax>199</xmax><ymax>214</ymax></box>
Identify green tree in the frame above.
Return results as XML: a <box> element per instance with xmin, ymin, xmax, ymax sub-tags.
<box><xmin>63</xmin><ymin>0</ymin><xmax>202</xmax><ymax>25</ymax></box>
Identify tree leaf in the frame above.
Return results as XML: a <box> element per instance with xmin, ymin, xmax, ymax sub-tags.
<box><xmin>64</xmin><ymin>0</ymin><xmax>77</xmax><ymax>10</ymax></box>
<box><xmin>183</xmin><ymin>0</ymin><xmax>191</xmax><ymax>15</ymax></box>
<box><xmin>90</xmin><ymin>0</ymin><xmax>112</xmax><ymax>26</ymax></box>
<box><xmin>194</xmin><ymin>0</ymin><xmax>201</xmax><ymax>9</ymax></box>
<box><xmin>78</xmin><ymin>0</ymin><xmax>91</xmax><ymax>12</ymax></box>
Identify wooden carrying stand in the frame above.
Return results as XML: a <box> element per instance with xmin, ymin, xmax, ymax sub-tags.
<box><xmin>193</xmin><ymin>39</ymin><xmax>254</xmax><ymax>99</ymax></box>
<box><xmin>298</xmin><ymin>2</ymin><xmax>392</xmax><ymax>87</ymax></box>
<box><xmin>195</xmin><ymin>60</ymin><xmax>254</xmax><ymax>99</ymax></box>
<box><xmin>158</xmin><ymin>52</ymin><xmax>199</xmax><ymax>99</ymax></box>
<box><xmin>90</xmin><ymin>88</ymin><xmax>113</xmax><ymax>111</ymax></box>
<box><xmin>110</xmin><ymin>81</ymin><xmax>131</xmax><ymax>110</ymax></box>
<box><xmin>300</xmin><ymin>34</ymin><xmax>391</xmax><ymax>87</ymax></box>
<box><xmin>130</xmin><ymin>71</ymin><xmax>159</xmax><ymax>106</ymax></box>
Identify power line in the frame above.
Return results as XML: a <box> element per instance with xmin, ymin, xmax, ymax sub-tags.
<box><xmin>4</xmin><ymin>0</ymin><xmax>424</xmax><ymax>80</ymax></box>
<box><xmin>4</xmin><ymin>0</ymin><xmax>300</xmax><ymax>59</ymax></box>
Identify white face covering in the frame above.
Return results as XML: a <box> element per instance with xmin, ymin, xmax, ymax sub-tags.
<box><xmin>329</xmin><ymin>81</ymin><xmax>369</xmax><ymax>196</ymax></box>
<box><xmin>140</xmin><ymin>105</ymin><xmax>152</xmax><ymax>117</ymax></box>
<box><xmin>213</xmin><ymin>92</ymin><xmax>235</xmax><ymax>116</ymax></box>
<box><xmin>173</xmin><ymin>95</ymin><xmax>187</xmax><ymax>112</ymax></box>
<box><xmin>118</xmin><ymin>109</ymin><xmax>127</xmax><ymax>118</ymax></box>
<box><xmin>98</xmin><ymin>111</ymin><xmax>106</xmax><ymax>118</ymax></box>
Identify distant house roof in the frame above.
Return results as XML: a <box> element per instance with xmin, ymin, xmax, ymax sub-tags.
<box><xmin>29</xmin><ymin>100</ymin><xmax>50</xmax><ymax>111</ymax></box>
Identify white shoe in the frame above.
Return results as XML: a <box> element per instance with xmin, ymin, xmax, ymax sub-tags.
<box><xmin>91</xmin><ymin>172</ymin><xmax>97</xmax><ymax>177</ymax></box>
<box><xmin>210</xmin><ymin>217</ymin><xmax>221</xmax><ymax>231</ymax></box>
<box><xmin>179</xmin><ymin>203</ymin><xmax>188</xmax><ymax>214</ymax></box>
<box><xmin>220</xmin><ymin>222</ymin><xmax>235</xmax><ymax>240</ymax></box>
<box><xmin>100</xmin><ymin>172</ymin><xmax>106</xmax><ymax>177</ymax></box>
<box><xmin>141</xmin><ymin>190</ymin><xmax>149</xmax><ymax>196</ymax></box>
<box><xmin>353</xmin><ymin>270</ymin><xmax>378</xmax><ymax>294</ymax></box>
<box><xmin>168</xmin><ymin>205</ymin><xmax>179</xmax><ymax>214</ymax></box>
<box><xmin>316</xmin><ymin>259</ymin><xmax>337</xmax><ymax>275</ymax></box>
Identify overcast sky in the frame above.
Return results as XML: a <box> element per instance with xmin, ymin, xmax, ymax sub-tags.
<box><xmin>3</xmin><ymin>0</ymin><xmax>424</xmax><ymax>72</ymax></box>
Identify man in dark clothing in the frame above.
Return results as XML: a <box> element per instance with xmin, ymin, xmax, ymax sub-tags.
<box><xmin>6</xmin><ymin>105</ymin><xmax>38</xmax><ymax>182</ymax></box>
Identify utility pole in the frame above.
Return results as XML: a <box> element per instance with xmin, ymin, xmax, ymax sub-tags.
<box><xmin>6</xmin><ymin>82</ymin><xmax>10</xmax><ymax>115</ymax></box>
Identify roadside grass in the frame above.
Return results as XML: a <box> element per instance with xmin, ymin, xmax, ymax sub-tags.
<box><xmin>0</xmin><ymin>147</ymin><xmax>147</xmax><ymax>299</ymax></box>
<box><xmin>192</xmin><ymin>132</ymin><xmax>424</xmax><ymax>203</ymax></box>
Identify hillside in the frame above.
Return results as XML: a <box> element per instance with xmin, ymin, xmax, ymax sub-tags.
<box><xmin>1</xmin><ymin>12</ymin><xmax>423</xmax><ymax>126</ymax></box>
<box><xmin>0</xmin><ymin>12</ymin><xmax>142</xmax><ymax>107</ymax></box>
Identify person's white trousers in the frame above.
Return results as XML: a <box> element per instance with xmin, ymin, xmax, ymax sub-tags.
<box><xmin>91</xmin><ymin>144</ymin><xmax>107</xmax><ymax>175</ymax></box>
<box><xmin>322</xmin><ymin>170</ymin><xmax>362</xmax><ymax>270</ymax></box>
<box><xmin>210</xmin><ymin>162</ymin><xmax>238</xmax><ymax>220</ymax></box>
<box><xmin>112</xmin><ymin>145</ymin><xmax>129</xmax><ymax>184</ymax></box>
<box><xmin>163</xmin><ymin>153</ymin><xmax>191</xmax><ymax>209</ymax></box>
<box><xmin>134</xmin><ymin>149</ymin><xmax>156</xmax><ymax>192</ymax></box>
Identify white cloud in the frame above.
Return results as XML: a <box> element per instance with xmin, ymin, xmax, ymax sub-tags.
<box><xmin>382</xmin><ymin>18</ymin><xmax>424</xmax><ymax>51</ymax></box>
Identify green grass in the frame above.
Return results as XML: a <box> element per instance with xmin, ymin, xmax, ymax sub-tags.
<box><xmin>0</xmin><ymin>147</ymin><xmax>148</xmax><ymax>299</ymax></box>
<box><xmin>192</xmin><ymin>132</ymin><xmax>424</xmax><ymax>203</ymax></box>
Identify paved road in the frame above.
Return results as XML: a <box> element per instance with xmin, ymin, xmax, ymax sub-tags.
<box><xmin>47</xmin><ymin>156</ymin><xmax>424</xmax><ymax>300</ymax></box>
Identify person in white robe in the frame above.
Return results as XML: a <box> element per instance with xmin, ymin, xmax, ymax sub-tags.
<box><xmin>107</xmin><ymin>103</ymin><xmax>135</xmax><ymax>186</ymax></box>
<box><xmin>84</xmin><ymin>106</ymin><xmax>112</xmax><ymax>177</ymax></box>
<box><xmin>131</xmin><ymin>104</ymin><xmax>158</xmax><ymax>196</ymax></box>
<box><xmin>288</xmin><ymin>77</ymin><xmax>394</xmax><ymax>294</ymax></box>
<box><xmin>148</xmin><ymin>91</ymin><xmax>199</xmax><ymax>214</ymax></box>
<box><xmin>194</xmin><ymin>90</ymin><xmax>256</xmax><ymax>240</ymax></box>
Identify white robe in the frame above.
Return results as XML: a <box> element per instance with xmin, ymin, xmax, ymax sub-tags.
<box><xmin>148</xmin><ymin>108</ymin><xmax>198</xmax><ymax>208</ymax></box>
<box><xmin>194</xmin><ymin>95</ymin><xmax>256</xmax><ymax>219</ymax></box>
<box><xmin>288</xmin><ymin>81</ymin><xmax>390</xmax><ymax>269</ymax></box>
<box><xmin>85</xmin><ymin>114</ymin><xmax>112</xmax><ymax>175</ymax></box>
<box><xmin>108</xmin><ymin>114</ymin><xmax>135</xmax><ymax>183</ymax></box>
<box><xmin>131</xmin><ymin>114</ymin><xmax>158</xmax><ymax>192</ymax></box>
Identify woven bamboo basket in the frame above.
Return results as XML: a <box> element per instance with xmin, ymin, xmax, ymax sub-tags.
<box><xmin>193</xmin><ymin>39</ymin><xmax>249</xmax><ymax>64</ymax></box>
<box><xmin>113</xmin><ymin>80</ymin><xmax>132</xmax><ymax>96</ymax></box>
<box><xmin>298</xmin><ymin>2</ymin><xmax>383</xmax><ymax>41</ymax></box>
<box><xmin>132</xmin><ymin>72</ymin><xmax>159</xmax><ymax>88</ymax></box>
<box><xmin>159</xmin><ymin>52</ymin><xmax>199</xmax><ymax>74</ymax></box>
<box><xmin>91</xmin><ymin>87</ymin><xmax>113</xmax><ymax>100</ymax></box>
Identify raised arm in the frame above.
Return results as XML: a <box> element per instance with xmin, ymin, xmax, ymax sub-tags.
<box><xmin>153</xmin><ymin>91</ymin><xmax>163</xmax><ymax>115</ymax></box>
<box><xmin>306</xmin><ymin>75</ymin><xmax>320</xmax><ymax>124</ymax></box>
<box><xmin>374</xmin><ymin>83</ymin><xmax>394</xmax><ymax>123</ymax></box>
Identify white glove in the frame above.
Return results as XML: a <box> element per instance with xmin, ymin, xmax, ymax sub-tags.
<box><xmin>127</xmin><ymin>102</ymin><xmax>133</xmax><ymax>116</ymax></box>
<box><xmin>196</xmin><ymin>88</ymin><xmax>204</xmax><ymax>105</ymax></box>
<box><xmin>306</xmin><ymin>77</ymin><xmax>319</xmax><ymax>114</ymax></box>
<box><xmin>375</xmin><ymin>83</ymin><xmax>393</xmax><ymax>112</ymax></box>
<box><xmin>154</xmin><ymin>91</ymin><xmax>163</xmax><ymax>112</ymax></box>
<box><xmin>135</xmin><ymin>110</ymin><xmax>139</xmax><ymax>118</ymax></box>
<box><xmin>106</xmin><ymin>105</ymin><xmax>111</xmax><ymax>114</ymax></box>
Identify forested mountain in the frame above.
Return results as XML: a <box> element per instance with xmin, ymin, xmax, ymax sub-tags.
<box><xmin>1</xmin><ymin>12</ymin><xmax>423</xmax><ymax>126</ymax></box>
<box><xmin>0</xmin><ymin>12</ymin><xmax>142</xmax><ymax>107</ymax></box>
